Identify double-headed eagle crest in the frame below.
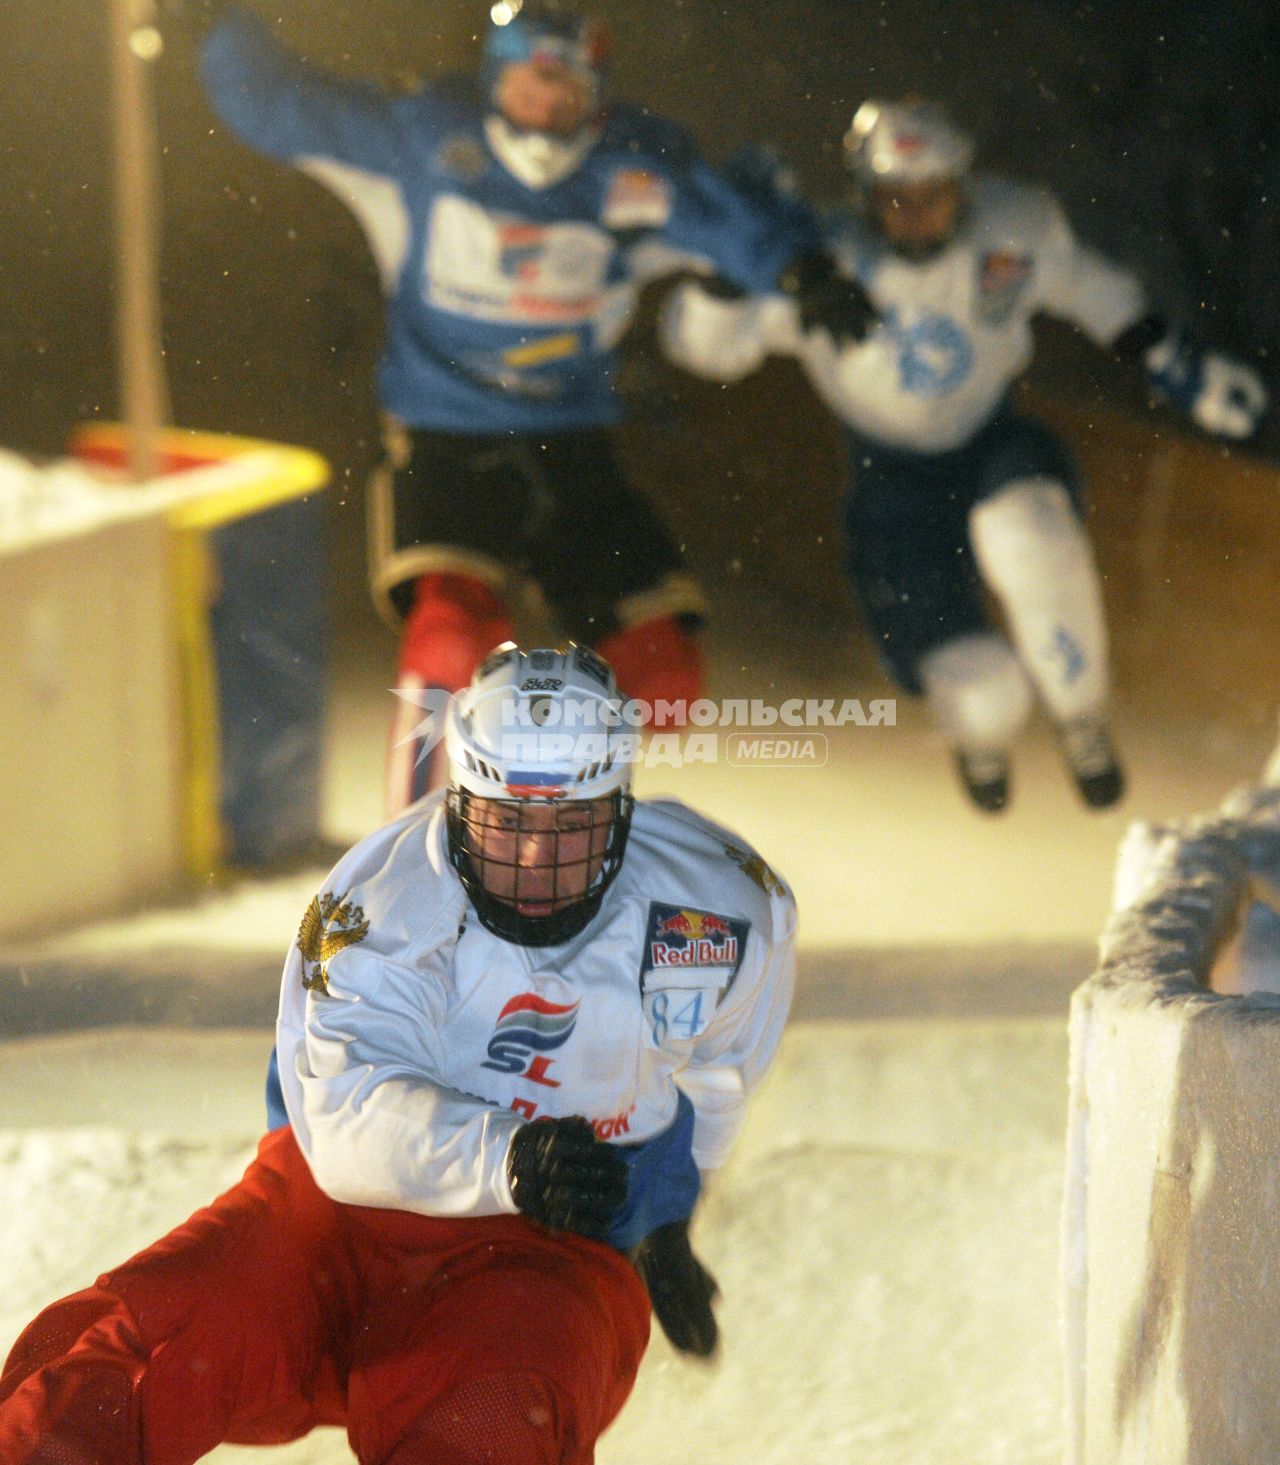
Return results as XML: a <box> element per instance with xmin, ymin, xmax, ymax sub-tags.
<box><xmin>722</xmin><ymin>843</ymin><xmax>785</xmax><ymax>896</ymax></box>
<box><xmin>297</xmin><ymin>890</ymin><xmax>370</xmax><ymax>996</ymax></box>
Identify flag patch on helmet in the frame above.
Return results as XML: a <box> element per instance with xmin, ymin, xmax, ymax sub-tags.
<box><xmin>504</xmin><ymin>768</ymin><xmax>567</xmax><ymax>798</ymax></box>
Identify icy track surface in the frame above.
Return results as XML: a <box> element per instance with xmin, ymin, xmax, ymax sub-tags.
<box><xmin>0</xmin><ymin>1017</ymin><xmax>1067</xmax><ymax>1465</ymax></box>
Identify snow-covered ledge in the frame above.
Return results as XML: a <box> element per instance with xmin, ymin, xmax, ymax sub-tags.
<box><xmin>1063</xmin><ymin>782</ymin><xmax>1280</xmax><ymax>1465</ymax></box>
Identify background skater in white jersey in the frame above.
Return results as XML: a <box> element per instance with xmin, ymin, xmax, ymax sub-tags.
<box><xmin>0</xmin><ymin>644</ymin><xmax>796</xmax><ymax>1465</ymax></box>
<box><xmin>661</xmin><ymin>100</ymin><xmax>1269</xmax><ymax>813</ymax></box>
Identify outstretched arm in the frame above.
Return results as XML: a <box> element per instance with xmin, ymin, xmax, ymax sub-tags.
<box><xmin>1113</xmin><ymin>314</ymin><xmax>1269</xmax><ymax>441</ymax></box>
<box><xmin>1036</xmin><ymin>190</ymin><xmax>1269</xmax><ymax>440</ymax></box>
<box><xmin>656</xmin><ymin>133</ymin><xmax>877</xmax><ymax>350</ymax></box>
<box><xmin>195</xmin><ymin>4</ymin><xmax>406</xmax><ymax>177</ymax></box>
<box><xmin>658</xmin><ymin>276</ymin><xmax>792</xmax><ymax>383</ymax></box>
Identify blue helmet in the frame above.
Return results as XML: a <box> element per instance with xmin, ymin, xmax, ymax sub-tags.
<box><xmin>484</xmin><ymin>1</ymin><xmax>611</xmax><ymax>107</ymax></box>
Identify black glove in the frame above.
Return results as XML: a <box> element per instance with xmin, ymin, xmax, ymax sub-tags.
<box><xmin>631</xmin><ymin>1219</ymin><xmax>720</xmax><ymax>1358</ymax></box>
<box><xmin>507</xmin><ymin>1116</ymin><xmax>628</xmax><ymax>1241</ymax></box>
<box><xmin>697</xmin><ymin>273</ymin><xmax>750</xmax><ymax>302</ymax></box>
<box><xmin>778</xmin><ymin>249</ymin><xmax>878</xmax><ymax>347</ymax></box>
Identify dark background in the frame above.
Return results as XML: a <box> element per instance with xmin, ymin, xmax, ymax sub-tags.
<box><xmin>2</xmin><ymin>0</ymin><xmax>1277</xmax><ymax>625</ymax></box>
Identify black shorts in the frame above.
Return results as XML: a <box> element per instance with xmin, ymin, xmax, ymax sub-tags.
<box><xmin>842</xmin><ymin>406</ymin><xmax>1083</xmax><ymax>694</ymax></box>
<box><xmin>368</xmin><ymin>425</ymin><xmax>705</xmax><ymax>641</ymax></box>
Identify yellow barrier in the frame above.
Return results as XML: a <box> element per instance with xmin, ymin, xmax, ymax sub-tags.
<box><xmin>70</xmin><ymin>423</ymin><xmax>330</xmax><ymax>886</ymax></box>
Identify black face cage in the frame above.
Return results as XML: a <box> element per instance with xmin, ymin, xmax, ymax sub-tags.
<box><xmin>855</xmin><ymin>175</ymin><xmax>969</xmax><ymax>263</ymax></box>
<box><xmin>446</xmin><ymin>789</ymin><xmax>634</xmax><ymax>946</ymax></box>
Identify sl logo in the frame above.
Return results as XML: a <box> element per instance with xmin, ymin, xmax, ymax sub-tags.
<box><xmin>481</xmin><ymin>994</ymin><xmax>580</xmax><ymax>1088</ymax></box>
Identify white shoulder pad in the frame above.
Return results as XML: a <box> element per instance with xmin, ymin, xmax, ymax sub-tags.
<box><xmin>967</xmin><ymin>175</ymin><xmax>1068</xmax><ymax>255</ymax></box>
<box><xmin>967</xmin><ymin>174</ymin><xmax>1143</xmax><ymax>341</ymax></box>
<box><xmin>308</xmin><ymin>792</ymin><xmax>467</xmax><ymax>971</ymax></box>
<box><xmin>627</xmin><ymin>797</ymin><xmax>796</xmax><ymax>941</ymax></box>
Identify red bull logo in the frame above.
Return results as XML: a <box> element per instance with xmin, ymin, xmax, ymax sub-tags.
<box><xmin>645</xmin><ymin>903</ymin><xmax>747</xmax><ymax>972</ymax></box>
<box><xmin>655</xmin><ymin>909</ymin><xmax>731</xmax><ymax>941</ymax></box>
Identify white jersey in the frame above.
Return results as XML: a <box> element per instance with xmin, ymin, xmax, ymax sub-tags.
<box><xmin>275</xmin><ymin>793</ymin><xmax>796</xmax><ymax>1219</ymax></box>
<box><xmin>661</xmin><ymin>175</ymin><xmax>1147</xmax><ymax>453</ymax></box>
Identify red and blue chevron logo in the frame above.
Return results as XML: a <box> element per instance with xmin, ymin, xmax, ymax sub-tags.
<box><xmin>481</xmin><ymin>993</ymin><xmax>580</xmax><ymax>1087</ymax></box>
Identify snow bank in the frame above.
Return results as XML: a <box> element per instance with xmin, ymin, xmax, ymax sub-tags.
<box><xmin>1063</xmin><ymin>784</ymin><xmax>1280</xmax><ymax>1465</ymax></box>
<box><xmin>1</xmin><ymin>1016</ymin><xmax>1070</xmax><ymax>1465</ymax></box>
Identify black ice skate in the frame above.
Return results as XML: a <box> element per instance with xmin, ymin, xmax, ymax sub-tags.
<box><xmin>953</xmin><ymin>745</ymin><xmax>1011</xmax><ymax>814</ymax></box>
<box><xmin>1055</xmin><ymin>714</ymin><xmax>1125</xmax><ymax>809</ymax></box>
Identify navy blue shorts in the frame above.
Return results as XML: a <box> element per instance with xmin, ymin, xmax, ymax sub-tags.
<box><xmin>842</xmin><ymin>406</ymin><xmax>1082</xmax><ymax>694</ymax></box>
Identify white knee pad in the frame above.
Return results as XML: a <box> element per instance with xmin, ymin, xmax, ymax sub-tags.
<box><xmin>968</xmin><ymin>477</ymin><xmax>1110</xmax><ymax>722</ymax></box>
<box><xmin>918</xmin><ymin>633</ymin><xmax>1033</xmax><ymax>750</ymax></box>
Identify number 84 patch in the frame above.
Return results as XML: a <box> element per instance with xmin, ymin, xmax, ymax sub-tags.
<box><xmin>640</xmin><ymin>902</ymin><xmax>750</xmax><ymax>1044</ymax></box>
<box><xmin>644</xmin><ymin>986</ymin><xmax>717</xmax><ymax>1044</ymax></box>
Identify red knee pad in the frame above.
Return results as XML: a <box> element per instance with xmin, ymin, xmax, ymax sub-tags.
<box><xmin>595</xmin><ymin>616</ymin><xmax>705</xmax><ymax>727</ymax></box>
<box><xmin>382</xmin><ymin>1373</ymin><xmax>564</xmax><ymax>1465</ymax></box>
<box><xmin>397</xmin><ymin>573</ymin><xmax>514</xmax><ymax>693</ymax></box>
<box><xmin>0</xmin><ymin>1291</ymin><xmax>145</xmax><ymax>1463</ymax></box>
<box><xmin>389</xmin><ymin>575</ymin><xmax>514</xmax><ymax>814</ymax></box>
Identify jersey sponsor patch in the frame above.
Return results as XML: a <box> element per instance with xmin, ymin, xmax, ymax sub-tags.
<box><xmin>602</xmin><ymin>168</ymin><xmax>673</xmax><ymax>230</ymax></box>
<box><xmin>297</xmin><ymin>891</ymin><xmax>370</xmax><ymax>997</ymax></box>
<box><xmin>640</xmin><ymin>904</ymin><xmax>748</xmax><ymax>1042</ymax></box>
<box><xmin>975</xmin><ymin>249</ymin><xmax>1033</xmax><ymax>324</ymax></box>
<box><xmin>502</xmin><ymin>332</ymin><xmax>582</xmax><ymax>369</ymax></box>
<box><xmin>457</xmin><ymin>350</ymin><xmax>572</xmax><ymax>398</ymax></box>
<box><xmin>638</xmin><ymin>896</ymin><xmax>746</xmax><ymax>1048</ymax></box>
<box><xmin>480</xmin><ymin>993</ymin><xmax>580</xmax><ymax>1088</ymax></box>
<box><xmin>426</xmin><ymin>195</ymin><xmax>611</xmax><ymax>325</ymax></box>
<box><xmin>642</xmin><ymin>902</ymin><xmax>749</xmax><ymax>979</ymax></box>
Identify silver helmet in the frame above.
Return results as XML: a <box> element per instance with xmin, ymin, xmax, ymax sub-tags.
<box><xmin>445</xmin><ymin>643</ymin><xmax>634</xmax><ymax>945</ymax></box>
<box><xmin>843</xmin><ymin>99</ymin><xmax>975</xmax><ymax>186</ymax></box>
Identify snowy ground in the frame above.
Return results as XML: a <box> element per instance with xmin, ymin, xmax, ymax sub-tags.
<box><xmin>3</xmin><ymin>580</ymin><xmax>1272</xmax><ymax>1461</ymax></box>
<box><xmin>0</xmin><ymin>1008</ymin><xmax>1070</xmax><ymax>1465</ymax></box>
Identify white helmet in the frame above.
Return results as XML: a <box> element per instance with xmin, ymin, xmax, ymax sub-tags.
<box><xmin>445</xmin><ymin>643</ymin><xmax>635</xmax><ymax>945</ymax></box>
<box><xmin>843</xmin><ymin>99</ymin><xmax>974</xmax><ymax>186</ymax></box>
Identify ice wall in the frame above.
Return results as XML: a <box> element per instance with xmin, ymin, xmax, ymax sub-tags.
<box><xmin>1063</xmin><ymin>783</ymin><xmax>1280</xmax><ymax>1464</ymax></box>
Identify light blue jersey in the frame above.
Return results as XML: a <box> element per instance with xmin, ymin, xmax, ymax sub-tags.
<box><xmin>202</xmin><ymin>10</ymin><xmax>817</xmax><ymax>433</ymax></box>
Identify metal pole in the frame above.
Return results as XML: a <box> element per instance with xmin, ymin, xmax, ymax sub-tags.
<box><xmin>1265</xmin><ymin>716</ymin><xmax>1280</xmax><ymax>788</ymax></box>
<box><xmin>107</xmin><ymin>0</ymin><xmax>171</xmax><ymax>481</ymax></box>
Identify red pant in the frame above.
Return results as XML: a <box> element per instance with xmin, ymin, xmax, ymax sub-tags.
<box><xmin>0</xmin><ymin>1127</ymin><xmax>650</xmax><ymax>1464</ymax></box>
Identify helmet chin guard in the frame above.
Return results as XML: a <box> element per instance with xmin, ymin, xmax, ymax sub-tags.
<box><xmin>445</xmin><ymin>643</ymin><xmax>635</xmax><ymax>946</ymax></box>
